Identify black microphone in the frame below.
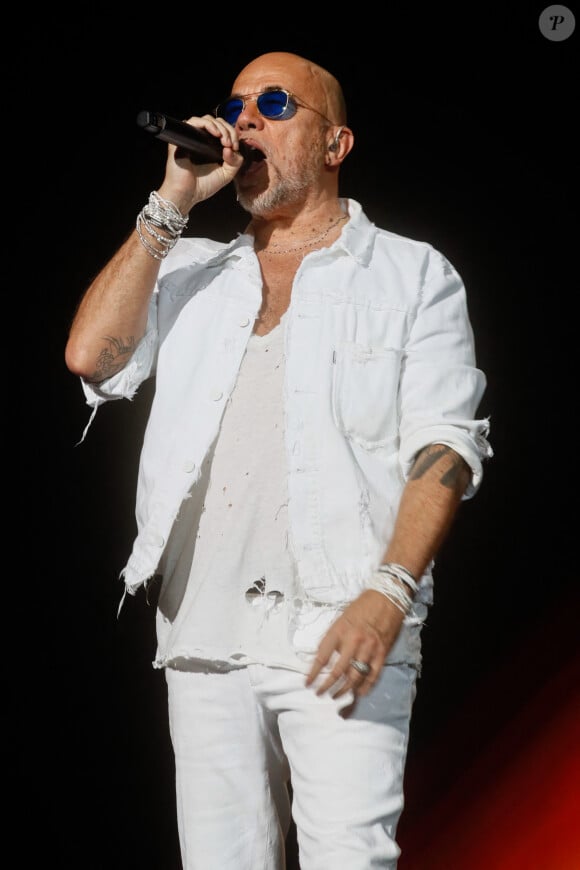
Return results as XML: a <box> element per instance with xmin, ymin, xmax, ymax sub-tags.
<box><xmin>136</xmin><ymin>110</ymin><xmax>224</xmax><ymax>164</ymax></box>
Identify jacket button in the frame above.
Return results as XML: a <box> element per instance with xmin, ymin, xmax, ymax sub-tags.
<box><xmin>211</xmin><ymin>390</ymin><xmax>223</xmax><ymax>401</ymax></box>
<box><xmin>239</xmin><ymin>316</ymin><xmax>250</xmax><ymax>327</ymax></box>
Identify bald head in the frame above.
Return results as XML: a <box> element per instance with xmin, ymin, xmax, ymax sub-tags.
<box><xmin>232</xmin><ymin>52</ymin><xmax>347</xmax><ymax>126</ymax></box>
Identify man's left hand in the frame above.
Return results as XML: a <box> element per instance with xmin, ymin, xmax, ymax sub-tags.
<box><xmin>305</xmin><ymin>590</ymin><xmax>406</xmax><ymax>698</ymax></box>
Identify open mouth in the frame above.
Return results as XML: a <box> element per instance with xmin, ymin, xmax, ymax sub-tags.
<box><xmin>240</xmin><ymin>142</ymin><xmax>265</xmax><ymax>166</ymax></box>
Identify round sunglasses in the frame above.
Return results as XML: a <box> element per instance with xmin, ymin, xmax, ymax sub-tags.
<box><xmin>214</xmin><ymin>88</ymin><xmax>336</xmax><ymax>126</ymax></box>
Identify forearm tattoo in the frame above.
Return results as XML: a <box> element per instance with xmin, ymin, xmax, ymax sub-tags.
<box><xmin>91</xmin><ymin>335</ymin><xmax>136</xmax><ymax>382</ymax></box>
<box><xmin>410</xmin><ymin>444</ymin><xmax>468</xmax><ymax>490</ymax></box>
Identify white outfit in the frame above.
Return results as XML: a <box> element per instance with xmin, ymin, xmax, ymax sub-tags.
<box><xmin>78</xmin><ymin>198</ymin><xmax>492</xmax><ymax>867</ymax></box>
<box><xmin>166</xmin><ymin>663</ymin><xmax>416</xmax><ymax>870</ymax></box>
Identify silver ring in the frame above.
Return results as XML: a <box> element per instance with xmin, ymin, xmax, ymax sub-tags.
<box><xmin>350</xmin><ymin>658</ymin><xmax>371</xmax><ymax>676</ymax></box>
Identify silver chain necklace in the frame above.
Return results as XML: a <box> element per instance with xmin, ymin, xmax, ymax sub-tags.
<box><xmin>258</xmin><ymin>213</ymin><xmax>347</xmax><ymax>256</ymax></box>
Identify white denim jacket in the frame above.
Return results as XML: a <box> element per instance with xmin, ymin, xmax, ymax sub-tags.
<box><xmin>81</xmin><ymin>198</ymin><xmax>492</xmax><ymax>610</ymax></box>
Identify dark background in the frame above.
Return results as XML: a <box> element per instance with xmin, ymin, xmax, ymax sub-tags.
<box><xmin>13</xmin><ymin>8</ymin><xmax>578</xmax><ymax>868</ymax></box>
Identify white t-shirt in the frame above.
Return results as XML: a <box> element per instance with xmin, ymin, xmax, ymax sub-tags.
<box><xmin>156</xmin><ymin>315</ymin><xmax>313</xmax><ymax>672</ymax></box>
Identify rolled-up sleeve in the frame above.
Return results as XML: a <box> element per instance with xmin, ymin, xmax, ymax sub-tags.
<box><xmin>398</xmin><ymin>249</ymin><xmax>493</xmax><ymax>497</ymax></box>
<box><xmin>77</xmin><ymin>294</ymin><xmax>159</xmax><ymax>442</ymax></box>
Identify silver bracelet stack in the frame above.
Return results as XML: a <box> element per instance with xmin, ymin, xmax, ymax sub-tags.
<box><xmin>366</xmin><ymin>562</ymin><xmax>418</xmax><ymax>615</ymax></box>
<box><xmin>136</xmin><ymin>191</ymin><xmax>189</xmax><ymax>260</ymax></box>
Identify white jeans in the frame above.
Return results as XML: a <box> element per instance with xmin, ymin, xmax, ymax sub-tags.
<box><xmin>165</xmin><ymin>662</ymin><xmax>417</xmax><ymax>870</ymax></box>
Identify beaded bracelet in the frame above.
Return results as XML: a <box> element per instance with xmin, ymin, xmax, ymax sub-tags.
<box><xmin>136</xmin><ymin>191</ymin><xmax>189</xmax><ymax>260</ymax></box>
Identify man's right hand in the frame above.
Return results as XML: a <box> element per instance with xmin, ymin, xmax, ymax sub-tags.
<box><xmin>157</xmin><ymin>115</ymin><xmax>244</xmax><ymax>216</ymax></box>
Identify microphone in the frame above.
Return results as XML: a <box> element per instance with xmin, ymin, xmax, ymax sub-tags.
<box><xmin>136</xmin><ymin>110</ymin><xmax>224</xmax><ymax>164</ymax></box>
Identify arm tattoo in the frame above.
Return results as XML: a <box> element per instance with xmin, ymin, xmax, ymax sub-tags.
<box><xmin>410</xmin><ymin>444</ymin><xmax>468</xmax><ymax>490</ymax></box>
<box><xmin>91</xmin><ymin>335</ymin><xmax>136</xmax><ymax>382</ymax></box>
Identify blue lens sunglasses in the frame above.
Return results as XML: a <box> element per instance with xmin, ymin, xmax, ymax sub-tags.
<box><xmin>215</xmin><ymin>88</ymin><xmax>337</xmax><ymax>126</ymax></box>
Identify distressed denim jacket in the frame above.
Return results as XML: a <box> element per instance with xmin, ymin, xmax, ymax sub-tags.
<box><xmin>80</xmin><ymin>199</ymin><xmax>492</xmax><ymax>610</ymax></box>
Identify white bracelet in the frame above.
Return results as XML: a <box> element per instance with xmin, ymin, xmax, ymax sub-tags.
<box><xmin>366</xmin><ymin>571</ymin><xmax>414</xmax><ymax>615</ymax></box>
<box><xmin>376</xmin><ymin>562</ymin><xmax>418</xmax><ymax>595</ymax></box>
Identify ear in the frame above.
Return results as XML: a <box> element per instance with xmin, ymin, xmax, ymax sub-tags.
<box><xmin>326</xmin><ymin>126</ymin><xmax>354</xmax><ymax>164</ymax></box>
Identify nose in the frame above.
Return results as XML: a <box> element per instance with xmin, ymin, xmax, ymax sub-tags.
<box><xmin>236</xmin><ymin>96</ymin><xmax>265</xmax><ymax>130</ymax></box>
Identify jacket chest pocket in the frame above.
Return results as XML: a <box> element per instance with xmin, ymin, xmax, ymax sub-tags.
<box><xmin>331</xmin><ymin>342</ymin><xmax>402</xmax><ymax>448</ymax></box>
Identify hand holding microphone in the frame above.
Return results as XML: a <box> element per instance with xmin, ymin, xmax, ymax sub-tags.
<box><xmin>136</xmin><ymin>110</ymin><xmax>251</xmax><ymax>214</ymax></box>
<box><xmin>137</xmin><ymin>110</ymin><xmax>259</xmax><ymax>164</ymax></box>
<box><xmin>136</xmin><ymin>111</ymin><xmax>226</xmax><ymax>164</ymax></box>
